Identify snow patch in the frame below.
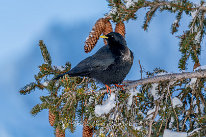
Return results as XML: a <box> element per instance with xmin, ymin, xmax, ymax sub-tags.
<box><xmin>150</xmin><ymin>83</ymin><xmax>160</xmax><ymax>100</ymax></box>
<box><xmin>156</xmin><ymin>72</ymin><xmax>170</xmax><ymax>76</ymax></box>
<box><xmin>42</xmin><ymin>81</ymin><xmax>49</xmax><ymax>87</ymax></box>
<box><xmin>125</xmin><ymin>0</ymin><xmax>138</xmax><ymax>9</ymax></box>
<box><xmin>163</xmin><ymin>129</ymin><xmax>187</xmax><ymax>137</ymax></box>
<box><xmin>52</xmin><ymin>66</ymin><xmax>65</xmax><ymax>71</ymax></box>
<box><xmin>172</xmin><ymin>7</ymin><xmax>176</xmax><ymax>11</ymax></box>
<box><xmin>86</xmin><ymin>36</ymin><xmax>89</xmax><ymax>41</ymax></box>
<box><xmin>109</xmin><ymin>7</ymin><xmax>117</xmax><ymax>15</ymax></box>
<box><xmin>186</xmin><ymin>78</ymin><xmax>197</xmax><ymax>88</ymax></box>
<box><xmin>26</xmin><ymin>86</ymin><xmax>31</xmax><ymax>91</ymax></box>
<box><xmin>195</xmin><ymin>31</ymin><xmax>201</xmax><ymax>44</ymax></box>
<box><xmin>191</xmin><ymin>10</ymin><xmax>197</xmax><ymax>18</ymax></box>
<box><xmin>57</xmin><ymin>66</ymin><xmax>65</xmax><ymax>71</ymax></box>
<box><xmin>88</xmin><ymin>96</ymin><xmax>94</xmax><ymax>105</ymax></box>
<box><xmin>95</xmin><ymin>93</ymin><xmax>116</xmax><ymax>116</ymax></box>
<box><xmin>169</xmin><ymin>117</ymin><xmax>174</xmax><ymax>128</ymax></box>
<box><xmin>188</xmin><ymin>128</ymin><xmax>202</xmax><ymax>136</ymax></box>
<box><xmin>127</xmin><ymin>87</ymin><xmax>140</xmax><ymax>109</ymax></box>
<box><xmin>193</xmin><ymin>99</ymin><xmax>197</xmax><ymax>105</ymax></box>
<box><xmin>172</xmin><ymin>97</ymin><xmax>183</xmax><ymax>108</ymax></box>
<box><xmin>146</xmin><ymin>106</ymin><xmax>156</xmax><ymax>119</ymax></box>
<box><xmin>167</xmin><ymin>5</ymin><xmax>171</xmax><ymax>9</ymax></box>
<box><xmin>132</xmin><ymin>123</ymin><xmax>142</xmax><ymax>130</ymax></box>
<box><xmin>194</xmin><ymin>65</ymin><xmax>206</xmax><ymax>71</ymax></box>
<box><xmin>173</xmin><ymin>20</ymin><xmax>178</xmax><ymax>24</ymax></box>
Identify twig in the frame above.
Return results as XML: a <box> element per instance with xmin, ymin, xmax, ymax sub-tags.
<box><xmin>181</xmin><ymin>111</ymin><xmax>189</xmax><ymax>132</ymax></box>
<box><xmin>167</xmin><ymin>84</ymin><xmax>179</xmax><ymax>131</ymax></box>
<box><xmin>156</xmin><ymin>110</ymin><xmax>166</xmax><ymax>137</ymax></box>
<box><xmin>139</xmin><ymin>60</ymin><xmax>143</xmax><ymax>79</ymax></box>
<box><xmin>190</xmin><ymin>8</ymin><xmax>200</xmax><ymax>33</ymax></box>
<box><xmin>148</xmin><ymin>101</ymin><xmax>160</xmax><ymax>137</ymax></box>
<box><xmin>196</xmin><ymin>86</ymin><xmax>206</xmax><ymax>107</ymax></box>
<box><xmin>74</xmin><ymin>77</ymin><xmax>86</xmax><ymax>89</ymax></box>
<box><xmin>144</xmin><ymin>5</ymin><xmax>159</xmax><ymax>30</ymax></box>
<box><xmin>188</xmin><ymin>126</ymin><xmax>206</xmax><ymax>136</ymax></box>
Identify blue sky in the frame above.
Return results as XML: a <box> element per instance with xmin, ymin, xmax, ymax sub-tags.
<box><xmin>0</xmin><ymin>0</ymin><xmax>205</xmax><ymax>137</ymax></box>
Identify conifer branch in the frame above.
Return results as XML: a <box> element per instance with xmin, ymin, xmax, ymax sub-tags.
<box><xmin>168</xmin><ymin>85</ymin><xmax>179</xmax><ymax>131</ymax></box>
<box><xmin>171</xmin><ymin>11</ymin><xmax>183</xmax><ymax>34</ymax></box>
<box><xmin>31</xmin><ymin>102</ymin><xmax>49</xmax><ymax>116</ymax></box>
<box><xmin>19</xmin><ymin>82</ymin><xmax>44</xmax><ymax>95</ymax></box>
<box><xmin>39</xmin><ymin>40</ymin><xmax>52</xmax><ymax>65</ymax></box>
<box><xmin>124</xmin><ymin>69</ymin><xmax>206</xmax><ymax>88</ymax></box>
<box><xmin>143</xmin><ymin>5</ymin><xmax>159</xmax><ymax>30</ymax></box>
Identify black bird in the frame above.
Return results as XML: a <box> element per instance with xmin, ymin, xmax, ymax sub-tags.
<box><xmin>54</xmin><ymin>32</ymin><xmax>133</xmax><ymax>93</ymax></box>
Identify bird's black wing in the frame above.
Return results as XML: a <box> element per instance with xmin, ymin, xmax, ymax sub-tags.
<box><xmin>68</xmin><ymin>45</ymin><xmax>115</xmax><ymax>76</ymax></box>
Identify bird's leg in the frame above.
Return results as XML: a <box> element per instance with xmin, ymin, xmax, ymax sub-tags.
<box><xmin>105</xmin><ymin>84</ymin><xmax>112</xmax><ymax>94</ymax></box>
<box><xmin>115</xmin><ymin>84</ymin><xmax>125</xmax><ymax>90</ymax></box>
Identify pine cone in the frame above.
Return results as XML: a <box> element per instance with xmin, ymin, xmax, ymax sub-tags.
<box><xmin>49</xmin><ymin>109</ymin><xmax>55</xmax><ymax>126</ymax></box>
<box><xmin>103</xmin><ymin>19</ymin><xmax>113</xmax><ymax>45</ymax></box>
<box><xmin>56</xmin><ymin>127</ymin><xmax>65</xmax><ymax>137</ymax></box>
<box><xmin>84</xmin><ymin>18</ymin><xmax>106</xmax><ymax>53</ymax></box>
<box><xmin>82</xmin><ymin>119</ymin><xmax>94</xmax><ymax>137</ymax></box>
<box><xmin>115</xmin><ymin>21</ymin><xmax>125</xmax><ymax>38</ymax></box>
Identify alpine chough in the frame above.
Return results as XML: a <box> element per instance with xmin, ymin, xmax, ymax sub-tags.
<box><xmin>54</xmin><ymin>32</ymin><xmax>133</xmax><ymax>93</ymax></box>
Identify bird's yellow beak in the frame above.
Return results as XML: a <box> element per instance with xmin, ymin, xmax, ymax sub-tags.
<box><xmin>100</xmin><ymin>35</ymin><xmax>108</xmax><ymax>39</ymax></box>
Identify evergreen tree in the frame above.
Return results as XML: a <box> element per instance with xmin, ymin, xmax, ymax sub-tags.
<box><xmin>20</xmin><ymin>0</ymin><xmax>206</xmax><ymax>136</ymax></box>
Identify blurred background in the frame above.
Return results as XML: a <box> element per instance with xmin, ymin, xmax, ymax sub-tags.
<box><xmin>0</xmin><ymin>0</ymin><xmax>205</xmax><ymax>137</ymax></box>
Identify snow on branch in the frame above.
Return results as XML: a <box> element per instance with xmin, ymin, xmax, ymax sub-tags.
<box><xmin>124</xmin><ymin>69</ymin><xmax>206</xmax><ymax>88</ymax></box>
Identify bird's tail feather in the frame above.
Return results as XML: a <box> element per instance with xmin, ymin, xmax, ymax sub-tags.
<box><xmin>53</xmin><ymin>70</ymin><xmax>88</xmax><ymax>81</ymax></box>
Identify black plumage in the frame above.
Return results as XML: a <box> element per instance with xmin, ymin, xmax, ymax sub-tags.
<box><xmin>54</xmin><ymin>32</ymin><xmax>133</xmax><ymax>85</ymax></box>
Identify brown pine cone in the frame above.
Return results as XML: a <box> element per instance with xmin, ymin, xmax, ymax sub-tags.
<box><xmin>49</xmin><ymin>109</ymin><xmax>55</xmax><ymax>126</ymax></box>
<box><xmin>82</xmin><ymin>119</ymin><xmax>94</xmax><ymax>137</ymax></box>
<box><xmin>115</xmin><ymin>21</ymin><xmax>125</xmax><ymax>38</ymax></box>
<box><xmin>56</xmin><ymin>127</ymin><xmax>65</xmax><ymax>137</ymax></box>
<box><xmin>84</xmin><ymin>18</ymin><xmax>106</xmax><ymax>53</ymax></box>
<box><xmin>103</xmin><ymin>19</ymin><xmax>113</xmax><ymax>45</ymax></box>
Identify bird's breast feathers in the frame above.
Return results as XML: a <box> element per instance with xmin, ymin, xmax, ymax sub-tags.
<box><xmin>121</xmin><ymin>48</ymin><xmax>133</xmax><ymax>62</ymax></box>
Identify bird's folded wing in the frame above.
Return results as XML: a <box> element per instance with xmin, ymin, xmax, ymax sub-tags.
<box><xmin>68</xmin><ymin>46</ymin><xmax>115</xmax><ymax>76</ymax></box>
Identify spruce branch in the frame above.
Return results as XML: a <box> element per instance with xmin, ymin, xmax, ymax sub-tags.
<box><xmin>168</xmin><ymin>85</ymin><xmax>179</xmax><ymax>131</ymax></box>
<box><xmin>171</xmin><ymin>11</ymin><xmax>183</xmax><ymax>34</ymax></box>
<box><xmin>19</xmin><ymin>82</ymin><xmax>44</xmax><ymax>95</ymax></box>
<box><xmin>143</xmin><ymin>5</ymin><xmax>159</xmax><ymax>31</ymax></box>
<box><xmin>31</xmin><ymin>102</ymin><xmax>49</xmax><ymax>116</ymax></box>
<box><xmin>124</xmin><ymin>69</ymin><xmax>206</xmax><ymax>88</ymax></box>
<box><xmin>39</xmin><ymin>40</ymin><xmax>52</xmax><ymax>65</ymax></box>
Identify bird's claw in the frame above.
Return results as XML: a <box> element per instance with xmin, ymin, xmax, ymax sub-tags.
<box><xmin>115</xmin><ymin>84</ymin><xmax>125</xmax><ymax>90</ymax></box>
<box><xmin>105</xmin><ymin>85</ymin><xmax>112</xmax><ymax>94</ymax></box>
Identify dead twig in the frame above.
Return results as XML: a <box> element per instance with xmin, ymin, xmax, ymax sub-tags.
<box><xmin>138</xmin><ymin>60</ymin><xmax>143</xmax><ymax>79</ymax></box>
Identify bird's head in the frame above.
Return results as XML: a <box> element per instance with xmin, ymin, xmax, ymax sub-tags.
<box><xmin>100</xmin><ymin>32</ymin><xmax>126</xmax><ymax>48</ymax></box>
